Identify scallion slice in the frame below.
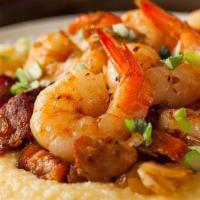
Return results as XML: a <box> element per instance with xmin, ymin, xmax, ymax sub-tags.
<box><xmin>112</xmin><ymin>23</ymin><xmax>136</xmax><ymax>41</ymax></box>
<box><xmin>15</xmin><ymin>37</ymin><xmax>30</xmax><ymax>54</ymax></box>
<box><xmin>16</xmin><ymin>68</ymin><xmax>30</xmax><ymax>84</ymax></box>
<box><xmin>76</xmin><ymin>63</ymin><xmax>87</xmax><ymax>70</ymax></box>
<box><xmin>173</xmin><ymin>108</ymin><xmax>192</xmax><ymax>133</ymax></box>
<box><xmin>162</xmin><ymin>53</ymin><xmax>183</xmax><ymax>70</ymax></box>
<box><xmin>184</xmin><ymin>51</ymin><xmax>200</xmax><ymax>67</ymax></box>
<box><xmin>143</xmin><ymin>123</ymin><xmax>152</xmax><ymax>146</ymax></box>
<box><xmin>26</xmin><ymin>62</ymin><xmax>43</xmax><ymax>80</ymax></box>
<box><xmin>11</xmin><ymin>82</ymin><xmax>29</xmax><ymax>95</ymax></box>
<box><xmin>182</xmin><ymin>148</ymin><xmax>200</xmax><ymax>171</ymax></box>
<box><xmin>30</xmin><ymin>80</ymin><xmax>40</xmax><ymax>89</ymax></box>
<box><xmin>0</xmin><ymin>55</ymin><xmax>12</xmax><ymax>62</ymax></box>
<box><xmin>125</xmin><ymin>118</ymin><xmax>152</xmax><ymax>146</ymax></box>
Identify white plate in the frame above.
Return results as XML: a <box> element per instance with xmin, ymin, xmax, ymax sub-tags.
<box><xmin>0</xmin><ymin>12</ymin><xmax>187</xmax><ymax>43</ymax></box>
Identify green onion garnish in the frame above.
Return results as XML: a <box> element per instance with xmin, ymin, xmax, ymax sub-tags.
<box><xmin>11</xmin><ymin>82</ymin><xmax>29</xmax><ymax>95</ymax></box>
<box><xmin>125</xmin><ymin>118</ymin><xmax>152</xmax><ymax>146</ymax></box>
<box><xmin>161</xmin><ymin>53</ymin><xmax>183</xmax><ymax>70</ymax></box>
<box><xmin>143</xmin><ymin>123</ymin><xmax>152</xmax><ymax>146</ymax></box>
<box><xmin>173</xmin><ymin>108</ymin><xmax>192</xmax><ymax>133</ymax></box>
<box><xmin>0</xmin><ymin>55</ymin><xmax>12</xmax><ymax>62</ymax></box>
<box><xmin>112</xmin><ymin>24</ymin><xmax>136</xmax><ymax>41</ymax></box>
<box><xmin>184</xmin><ymin>51</ymin><xmax>200</xmax><ymax>67</ymax></box>
<box><xmin>26</xmin><ymin>62</ymin><xmax>43</xmax><ymax>80</ymax></box>
<box><xmin>15</xmin><ymin>37</ymin><xmax>30</xmax><ymax>54</ymax></box>
<box><xmin>16</xmin><ymin>68</ymin><xmax>30</xmax><ymax>84</ymax></box>
<box><xmin>11</xmin><ymin>64</ymin><xmax>42</xmax><ymax>95</ymax></box>
<box><xmin>76</xmin><ymin>63</ymin><xmax>87</xmax><ymax>70</ymax></box>
<box><xmin>159</xmin><ymin>45</ymin><xmax>171</xmax><ymax>59</ymax></box>
<box><xmin>182</xmin><ymin>147</ymin><xmax>200</xmax><ymax>171</ymax></box>
<box><xmin>30</xmin><ymin>80</ymin><xmax>40</xmax><ymax>89</ymax></box>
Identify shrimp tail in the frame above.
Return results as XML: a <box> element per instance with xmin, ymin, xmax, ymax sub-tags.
<box><xmin>136</xmin><ymin>0</ymin><xmax>185</xmax><ymax>41</ymax></box>
<box><xmin>97</xmin><ymin>29</ymin><xmax>154</xmax><ymax>118</ymax></box>
<box><xmin>68</xmin><ymin>12</ymin><xmax>121</xmax><ymax>35</ymax></box>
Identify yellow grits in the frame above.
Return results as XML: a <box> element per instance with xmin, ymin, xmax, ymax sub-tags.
<box><xmin>0</xmin><ymin>153</ymin><xmax>200</xmax><ymax>200</ymax></box>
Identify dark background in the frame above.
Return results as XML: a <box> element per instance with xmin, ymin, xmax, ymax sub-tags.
<box><xmin>1</xmin><ymin>0</ymin><xmax>200</xmax><ymax>27</ymax></box>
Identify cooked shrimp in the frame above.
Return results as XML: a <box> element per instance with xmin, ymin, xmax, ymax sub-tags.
<box><xmin>159</xmin><ymin>108</ymin><xmax>200</xmax><ymax>138</ymax></box>
<box><xmin>187</xmin><ymin>9</ymin><xmax>200</xmax><ymax>31</ymax></box>
<box><xmin>24</xmin><ymin>31</ymin><xmax>80</xmax><ymax>82</ymax></box>
<box><xmin>51</xmin><ymin>44</ymin><xmax>108</xmax><ymax>81</ymax></box>
<box><xmin>105</xmin><ymin>40</ymin><xmax>200</xmax><ymax>107</ymax></box>
<box><xmin>121</xmin><ymin>10</ymin><xmax>164</xmax><ymax>51</ymax></box>
<box><xmin>30</xmin><ymin>30</ymin><xmax>153</xmax><ymax>161</ymax></box>
<box><xmin>68</xmin><ymin>12</ymin><xmax>121</xmax><ymax>35</ymax></box>
<box><xmin>146</xmin><ymin>62</ymin><xmax>200</xmax><ymax>107</ymax></box>
<box><xmin>104</xmin><ymin>43</ymin><xmax>160</xmax><ymax>93</ymax></box>
<box><xmin>137</xmin><ymin>0</ymin><xmax>200</xmax><ymax>51</ymax></box>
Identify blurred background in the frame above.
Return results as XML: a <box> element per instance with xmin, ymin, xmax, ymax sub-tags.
<box><xmin>0</xmin><ymin>0</ymin><xmax>200</xmax><ymax>27</ymax></box>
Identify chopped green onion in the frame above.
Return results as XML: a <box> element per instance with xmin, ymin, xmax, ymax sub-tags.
<box><xmin>30</xmin><ymin>80</ymin><xmax>40</xmax><ymax>89</ymax></box>
<box><xmin>11</xmin><ymin>64</ymin><xmax>41</xmax><ymax>95</ymax></box>
<box><xmin>15</xmin><ymin>37</ymin><xmax>30</xmax><ymax>54</ymax></box>
<box><xmin>161</xmin><ymin>53</ymin><xmax>183</xmax><ymax>70</ymax></box>
<box><xmin>189</xmin><ymin>146</ymin><xmax>200</xmax><ymax>153</ymax></box>
<box><xmin>125</xmin><ymin>118</ymin><xmax>152</xmax><ymax>146</ymax></box>
<box><xmin>0</xmin><ymin>55</ymin><xmax>12</xmax><ymax>62</ymax></box>
<box><xmin>182</xmin><ymin>148</ymin><xmax>200</xmax><ymax>171</ymax></box>
<box><xmin>16</xmin><ymin>68</ymin><xmax>30</xmax><ymax>84</ymax></box>
<box><xmin>173</xmin><ymin>108</ymin><xmax>192</xmax><ymax>133</ymax></box>
<box><xmin>143</xmin><ymin>123</ymin><xmax>152</xmax><ymax>146</ymax></box>
<box><xmin>159</xmin><ymin>45</ymin><xmax>171</xmax><ymax>59</ymax></box>
<box><xmin>26</xmin><ymin>62</ymin><xmax>43</xmax><ymax>80</ymax></box>
<box><xmin>112</xmin><ymin>24</ymin><xmax>136</xmax><ymax>41</ymax></box>
<box><xmin>184</xmin><ymin>51</ymin><xmax>200</xmax><ymax>67</ymax></box>
<box><xmin>76</xmin><ymin>63</ymin><xmax>87</xmax><ymax>70</ymax></box>
<box><xmin>112</xmin><ymin>24</ymin><xmax>129</xmax><ymax>37</ymax></box>
<box><xmin>11</xmin><ymin>82</ymin><xmax>29</xmax><ymax>95</ymax></box>
<box><xmin>125</xmin><ymin>118</ymin><xmax>137</xmax><ymax>132</ymax></box>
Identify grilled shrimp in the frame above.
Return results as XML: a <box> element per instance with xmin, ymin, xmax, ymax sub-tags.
<box><xmin>121</xmin><ymin>10</ymin><xmax>164</xmax><ymax>51</ymax></box>
<box><xmin>146</xmin><ymin>63</ymin><xmax>200</xmax><ymax>107</ymax></box>
<box><xmin>187</xmin><ymin>9</ymin><xmax>200</xmax><ymax>31</ymax></box>
<box><xmin>30</xmin><ymin>30</ymin><xmax>153</xmax><ymax>161</ymax></box>
<box><xmin>138</xmin><ymin>0</ymin><xmax>200</xmax><ymax>51</ymax></box>
<box><xmin>105</xmin><ymin>41</ymin><xmax>200</xmax><ymax>107</ymax></box>
<box><xmin>24</xmin><ymin>31</ymin><xmax>80</xmax><ymax>82</ymax></box>
<box><xmin>68</xmin><ymin>12</ymin><xmax>121</xmax><ymax>35</ymax></box>
<box><xmin>159</xmin><ymin>108</ymin><xmax>200</xmax><ymax>139</ymax></box>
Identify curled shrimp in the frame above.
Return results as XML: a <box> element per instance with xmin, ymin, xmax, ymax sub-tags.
<box><xmin>68</xmin><ymin>12</ymin><xmax>121</xmax><ymax>35</ymax></box>
<box><xmin>159</xmin><ymin>108</ymin><xmax>200</xmax><ymax>143</ymax></box>
<box><xmin>30</xmin><ymin>30</ymin><xmax>153</xmax><ymax>162</ymax></box>
<box><xmin>24</xmin><ymin>31</ymin><xmax>80</xmax><ymax>83</ymax></box>
<box><xmin>146</xmin><ymin>62</ymin><xmax>200</xmax><ymax>107</ymax></box>
<box><xmin>121</xmin><ymin>10</ymin><xmax>164</xmax><ymax>51</ymax></box>
<box><xmin>137</xmin><ymin>0</ymin><xmax>200</xmax><ymax>51</ymax></box>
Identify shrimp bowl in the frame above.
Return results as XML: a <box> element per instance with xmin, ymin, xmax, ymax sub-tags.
<box><xmin>1</xmin><ymin>1</ymin><xmax>200</xmax><ymax>199</ymax></box>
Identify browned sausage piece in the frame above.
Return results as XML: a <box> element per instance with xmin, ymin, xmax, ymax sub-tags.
<box><xmin>74</xmin><ymin>136</ymin><xmax>137</xmax><ymax>182</ymax></box>
<box><xmin>0</xmin><ymin>88</ymin><xmax>41</xmax><ymax>154</ymax></box>
<box><xmin>0</xmin><ymin>75</ymin><xmax>15</xmax><ymax>107</ymax></box>
<box><xmin>67</xmin><ymin>164</ymin><xmax>86</xmax><ymax>183</ymax></box>
<box><xmin>18</xmin><ymin>143</ymin><xmax>69</xmax><ymax>182</ymax></box>
<box><xmin>139</xmin><ymin>131</ymin><xmax>188</xmax><ymax>162</ymax></box>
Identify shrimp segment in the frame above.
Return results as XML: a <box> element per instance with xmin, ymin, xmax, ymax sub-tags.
<box><xmin>137</xmin><ymin>0</ymin><xmax>184</xmax><ymax>41</ymax></box>
<box><xmin>68</xmin><ymin>12</ymin><xmax>121</xmax><ymax>35</ymax></box>
<box><xmin>137</xmin><ymin>0</ymin><xmax>200</xmax><ymax>50</ymax></box>
<box><xmin>97</xmin><ymin>29</ymin><xmax>154</xmax><ymax>118</ymax></box>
